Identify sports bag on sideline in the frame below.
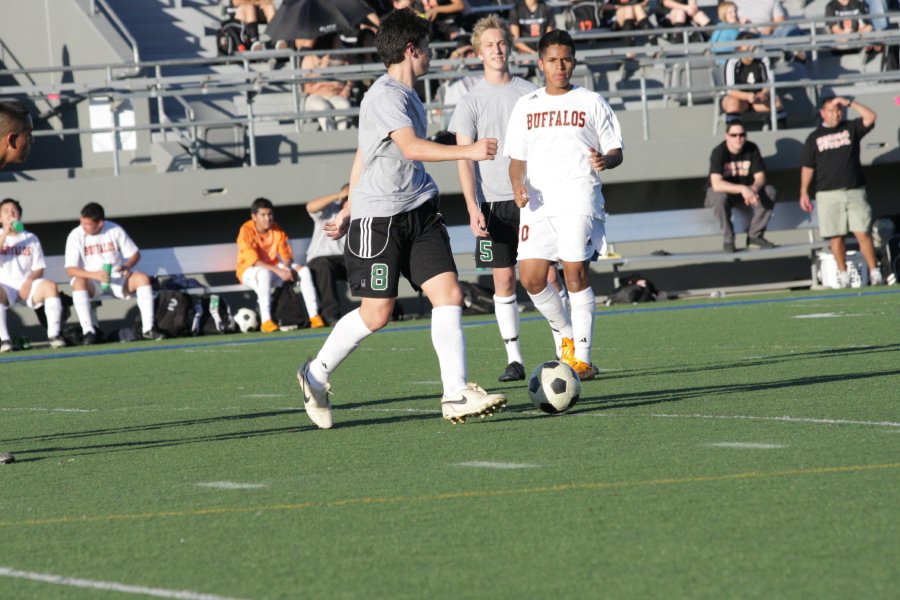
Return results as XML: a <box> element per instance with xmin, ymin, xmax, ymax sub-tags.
<box><xmin>155</xmin><ymin>290</ymin><xmax>193</xmax><ymax>337</ymax></box>
<box><xmin>272</xmin><ymin>284</ymin><xmax>309</xmax><ymax>328</ymax></box>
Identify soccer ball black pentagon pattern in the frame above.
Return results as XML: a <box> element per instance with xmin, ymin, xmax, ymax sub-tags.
<box><xmin>527</xmin><ymin>360</ymin><xmax>581</xmax><ymax>414</ymax></box>
<box><xmin>234</xmin><ymin>307</ymin><xmax>259</xmax><ymax>333</ymax></box>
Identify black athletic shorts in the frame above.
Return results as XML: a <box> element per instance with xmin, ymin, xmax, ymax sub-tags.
<box><xmin>475</xmin><ymin>200</ymin><xmax>520</xmax><ymax>269</ymax></box>
<box><xmin>345</xmin><ymin>199</ymin><xmax>457</xmax><ymax>298</ymax></box>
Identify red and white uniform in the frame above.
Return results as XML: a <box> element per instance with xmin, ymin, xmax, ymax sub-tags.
<box><xmin>0</xmin><ymin>231</ymin><xmax>47</xmax><ymax>307</ymax></box>
<box><xmin>65</xmin><ymin>220</ymin><xmax>139</xmax><ymax>297</ymax></box>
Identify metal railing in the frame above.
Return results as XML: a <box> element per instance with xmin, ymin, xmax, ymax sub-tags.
<box><xmin>89</xmin><ymin>0</ymin><xmax>141</xmax><ymax>64</ymax></box>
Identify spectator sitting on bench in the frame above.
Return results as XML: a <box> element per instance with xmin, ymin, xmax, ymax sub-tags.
<box><xmin>237</xmin><ymin>198</ymin><xmax>326</xmax><ymax>331</ymax></box>
<box><xmin>705</xmin><ymin>118</ymin><xmax>777</xmax><ymax>252</ymax></box>
<box><xmin>65</xmin><ymin>202</ymin><xmax>165</xmax><ymax>344</ymax></box>
<box><xmin>721</xmin><ymin>31</ymin><xmax>784</xmax><ymax>121</ymax></box>
<box><xmin>305</xmin><ymin>184</ymin><xmax>351</xmax><ymax>326</ymax></box>
<box><xmin>233</xmin><ymin>0</ymin><xmax>276</xmax><ymax>52</ymax></box>
<box><xmin>0</xmin><ymin>198</ymin><xmax>66</xmax><ymax>352</ymax></box>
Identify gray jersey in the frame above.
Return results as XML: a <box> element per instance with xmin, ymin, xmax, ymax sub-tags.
<box><xmin>352</xmin><ymin>74</ymin><xmax>439</xmax><ymax>219</ymax></box>
<box><xmin>306</xmin><ymin>201</ymin><xmax>346</xmax><ymax>261</ymax></box>
<box><xmin>448</xmin><ymin>76</ymin><xmax>537</xmax><ymax>204</ymax></box>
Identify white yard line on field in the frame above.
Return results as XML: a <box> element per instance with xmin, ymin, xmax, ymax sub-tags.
<box><xmin>707</xmin><ymin>442</ymin><xmax>787</xmax><ymax>449</ymax></box>
<box><xmin>0</xmin><ymin>566</ymin><xmax>249</xmax><ymax>600</ymax></box>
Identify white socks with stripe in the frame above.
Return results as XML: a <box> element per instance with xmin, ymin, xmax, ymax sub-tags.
<box><xmin>308</xmin><ymin>308</ymin><xmax>372</xmax><ymax>387</ymax></box>
<box><xmin>493</xmin><ymin>294</ymin><xmax>523</xmax><ymax>365</ymax></box>
<box><xmin>569</xmin><ymin>287</ymin><xmax>595</xmax><ymax>364</ymax></box>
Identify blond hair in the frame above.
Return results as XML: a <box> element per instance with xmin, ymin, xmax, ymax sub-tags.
<box><xmin>717</xmin><ymin>1</ymin><xmax>736</xmax><ymax>22</ymax></box>
<box><xmin>471</xmin><ymin>14</ymin><xmax>512</xmax><ymax>52</ymax></box>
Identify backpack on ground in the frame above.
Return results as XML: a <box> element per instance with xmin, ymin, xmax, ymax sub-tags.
<box><xmin>459</xmin><ymin>281</ymin><xmax>495</xmax><ymax>315</ymax></box>
<box><xmin>199</xmin><ymin>294</ymin><xmax>239</xmax><ymax>334</ymax></box>
<box><xmin>606</xmin><ymin>273</ymin><xmax>658</xmax><ymax>305</ymax></box>
<box><xmin>155</xmin><ymin>290</ymin><xmax>194</xmax><ymax>338</ymax></box>
<box><xmin>272</xmin><ymin>284</ymin><xmax>310</xmax><ymax>329</ymax></box>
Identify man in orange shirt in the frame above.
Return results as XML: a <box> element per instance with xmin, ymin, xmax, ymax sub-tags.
<box><xmin>236</xmin><ymin>198</ymin><xmax>325</xmax><ymax>331</ymax></box>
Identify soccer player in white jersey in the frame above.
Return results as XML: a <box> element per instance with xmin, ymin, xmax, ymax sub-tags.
<box><xmin>0</xmin><ymin>198</ymin><xmax>66</xmax><ymax>352</ymax></box>
<box><xmin>505</xmin><ymin>29</ymin><xmax>624</xmax><ymax>380</ymax></box>
<box><xmin>448</xmin><ymin>15</ymin><xmax>571</xmax><ymax>383</ymax></box>
<box><xmin>296</xmin><ymin>8</ymin><xmax>506</xmax><ymax>429</ymax></box>
<box><xmin>64</xmin><ymin>202</ymin><xmax>165</xmax><ymax>344</ymax></box>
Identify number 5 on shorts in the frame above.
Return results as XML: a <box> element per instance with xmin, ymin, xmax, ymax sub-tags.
<box><xmin>371</xmin><ymin>263</ymin><xmax>389</xmax><ymax>291</ymax></box>
<box><xmin>479</xmin><ymin>239</ymin><xmax>493</xmax><ymax>263</ymax></box>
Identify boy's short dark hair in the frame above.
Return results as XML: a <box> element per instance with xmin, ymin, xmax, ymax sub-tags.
<box><xmin>538</xmin><ymin>29</ymin><xmax>576</xmax><ymax>58</ymax></box>
<box><xmin>0</xmin><ymin>102</ymin><xmax>30</xmax><ymax>137</ymax></box>
<box><xmin>376</xmin><ymin>8</ymin><xmax>431</xmax><ymax>67</ymax></box>
<box><xmin>251</xmin><ymin>197</ymin><xmax>274</xmax><ymax>214</ymax></box>
<box><xmin>81</xmin><ymin>202</ymin><xmax>105</xmax><ymax>221</ymax></box>
<box><xmin>0</xmin><ymin>198</ymin><xmax>22</xmax><ymax>216</ymax></box>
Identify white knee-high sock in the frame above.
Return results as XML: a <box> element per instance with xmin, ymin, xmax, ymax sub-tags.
<box><xmin>297</xmin><ymin>266</ymin><xmax>320</xmax><ymax>317</ymax></box>
<box><xmin>493</xmin><ymin>294</ymin><xmax>522</xmax><ymax>365</ymax></box>
<box><xmin>72</xmin><ymin>290</ymin><xmax>95</xmax><ymax>334</ymax></box>
<box><xmin>136</xmin><ymin>285</ymin><xmax>155</xmax><ymax>332</ymax></box>
<box><xmin>558</xmin><ymin>285</ymin><xmax>570</xmax><ymax>315</ymax></box>
<box><xmin>528</xmin><ymin>285</ymin><xmax>573</xmax><ymax>355</ymax></box>
<box><xmin>431</xmin><ymin>305</ymin><xmax>466</xmax><ymax>397</ymax></box>
<box><xmin>309</xmin><ymin>308</ymin><xmax>372</xmax><ymax>387</ymax></box>
<box><xmin>253</xmin><ymin>269</ymin><xmax>273</xmax><ymax>322</ymax></box>
<box><xmin>569</xmin><ymin>287</ymin><xmax>595</xmax><ymax>364</ymax></box>
<box><xmin>43</xmin><ymin>296</ymin><xmax>63</xmax><ymax>338</ymax></box>
<box><xmin>0</xmin><ymin>305</ymin><xmax>9</xmax><ymax>341</ymax></box>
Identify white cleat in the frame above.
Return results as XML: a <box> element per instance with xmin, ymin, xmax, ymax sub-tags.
<box><xmin>297</xmin><ymin>360</ymin><xmax>333</xmax><ymax>430</ymax></box>
<box><xmin>441</xmin><ymin>383</ymin><xmax>507</xmax><ymax>425</ymax></box>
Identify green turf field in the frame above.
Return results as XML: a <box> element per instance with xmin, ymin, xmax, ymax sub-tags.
<box><xmin>1</xmin><ymin>289</ymin><xmax>898</xmax><ymax>599</ymax></box>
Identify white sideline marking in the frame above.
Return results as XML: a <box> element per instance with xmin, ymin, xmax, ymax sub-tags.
<box><xmin>457</xmin><ymin>461</ymin><xmax>538</xmax><ymax>469</ymax></box>
<box><xmin>195</xmin><ymin>481</ymin><xmax>268</xmax><ymax>490</ymax></box>
<box><xmin>241</xmin><ymin>393</ymin><xmax>284</xmax><ymax>398</ymax></box>
<box><xmin>708</xmin><ymin>442</ymin><xmax>786</xmax><ymax>449</ymax></box>
<box><xmin>792</xmin><ymin>312</ymin><xmax>862</xmax><ymax>319</ymax></box>
<box><xmin>650</xmin><ymin>413</ymin><xmax>900</xmax><ymax>428</ymax></box>
<box><xmin>0</xmin><ymin>407</ymin><xmax>96</xmax><ymax>413</ymax></box>
<box><xmin>0</xmin><ymin>566</ymin><xmax>248</xmax><ymax>600</ymax></box>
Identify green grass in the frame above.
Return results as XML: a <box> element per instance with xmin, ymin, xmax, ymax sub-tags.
<box><xmin>1</xmin><ymin>289</ymin><xmax>898</xmax><ymax>599</ymax></box>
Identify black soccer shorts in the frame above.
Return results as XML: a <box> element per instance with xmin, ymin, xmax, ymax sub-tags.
<box><xmin>475</xmin><ymin>199</ymin><xmax>520</xmax><ymax>269</ymax></box>
<box><xmin>345</xmin><ymin>199</ymin><xmax>457</xmax><ymax>298</ymax></box>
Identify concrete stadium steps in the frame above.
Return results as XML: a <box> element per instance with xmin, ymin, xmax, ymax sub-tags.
<box><xmin>104</xmin><ymin>0</ymin><xmax>220</xmax><ymax>61</ymax></box>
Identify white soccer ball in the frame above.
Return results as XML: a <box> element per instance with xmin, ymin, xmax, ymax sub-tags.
<box><xmin>528</xmin><ymin>361</ymin><xmax>581</xmax><ymax>415</ymax></box>
<box><xmin>234</xmin><ymin>307</ymin><xmax>259</xmax><ymax>333</ymax></box>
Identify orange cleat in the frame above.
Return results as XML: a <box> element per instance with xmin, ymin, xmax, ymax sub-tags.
<box><xmin>560</xmin><ymin>337</ymin><xmax>595</xmax><ymax>381</ymax></box>
<box><xmin>309</xmin><ymin>314</ymin><xmax>327</xmax><ymax>329</ymax></box>
<box><xmin>261</xmin><ymin>319</ymin><xmax>280</xmax><ymax>333</ymax></box>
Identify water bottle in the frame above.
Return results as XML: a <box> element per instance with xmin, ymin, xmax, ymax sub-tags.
<box><xmin>101</xmin><ymin>263</ymin><xmax>112</xmax><ymax>292</ymax></box>
<box><xmin>11</xmin><ymin>220</ymin><xmax>24</xmax><ymax>233</ymax></box>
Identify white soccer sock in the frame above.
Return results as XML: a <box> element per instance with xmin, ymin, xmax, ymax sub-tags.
<box><xmin>296</xmin><ymin>266</ymin><xmax>321</xmax><ymax>317</ymax></box>
<box><xmin>43</xmin><ymin>296</ymin><xmax>63</xmax><ymax>338</ymax></box>
<box><xmin>528</xmin><ymin>285</ymin><xmax>573</xmax><ymax>355</ymax></box>
<box><xmin>253</xmin><ymin>269</ymin><xmax>273</xmax><ymax>322</ymax></box>
<box><xmin>493</xmin><ymin>294</ymin><xmax>523</xmax><ymax>365</ymax></box>
<box><xmin>309</xmin><ymin>308</ymin><xmax>372</xmax><ymax>386</ymax></box>
<box><xmin>0</xmin><ymin>305</ymin><xmax>9</xmax><ymax>341</ymax></box>
<box><xmin>136</xmin><ymin>285</ymin><xmax>155</xmax><ymax>332</ymax></box>
<box><xmin>569</xmin><ymin>287</ymin><xmax>595</xmax><ymax>364</ymax></box>
<box><xmin>431</xmin><ymin>305</ymin><xmax>466</xmax><ymax>397</ymax></box>
<box><xmin>72</xmin><ymin>290</ymin><xmax>95</xmax><ymax>334</ymax></box>
<box><xmin>558</xmin><ymin>285</ymin><xmax>570</xmax><ymax>315</ymax></box>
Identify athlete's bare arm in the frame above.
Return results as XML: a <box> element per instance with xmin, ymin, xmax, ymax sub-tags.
<box><xmin>391</xmin><ymin>127</ymin><xmax>497</xmax><ymax>163</ymax></box>
<box><xmin>455</xmin><ymin>132</ymin><xmax>488</xmax><ymax>238</ymax></box>
<box><xmin>509</xmin><ymin>158</ymin><xmax>529</xmax><ymax>208</ymax></box>
<box><xmin>589</xmin><ymin>147</ymin><xmax>623</xmax><ymax>172</ymax></box>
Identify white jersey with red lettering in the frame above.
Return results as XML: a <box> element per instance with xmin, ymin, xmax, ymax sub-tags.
<box><xmin>64</xmin><ymin>220</ymin><xmax>139</xmax><ymax>273</ymax></box>
<box><xmin>0</xmin><ymin>231</ymin><xmax>47</xmax><ymax>290</ymax></box>
<box><xmin>503</xmin><ymin>85</ymin><xmax>623</xmax><ymax>222</ymax></box>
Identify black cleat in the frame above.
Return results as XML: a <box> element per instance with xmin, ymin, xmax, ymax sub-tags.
<box><xmin>82</xmin><ymin>332</ymin><xmax>97</xmax><ymax>346</ymax></box>
<box><xmin>498</xmin><ymin>361</ymin><xmax>526</xmax><ymax>382</ymax></box>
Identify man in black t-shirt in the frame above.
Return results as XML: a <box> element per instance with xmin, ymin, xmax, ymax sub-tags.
<box><xmin>705</xmin><ymin>119</ymin><xmax>776</xmax><ymax>252</ymax></box>
<box><xmin>800</xmin><ymin>96</ymin><xmax>882</xmax><ymax>287</ymax></box>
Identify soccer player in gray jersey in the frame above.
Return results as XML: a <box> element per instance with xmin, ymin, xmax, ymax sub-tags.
<box><xmin>449</xmin><ymin>15</ymin><xmax>569</xmax><ymax>383</ymax></box>
<box><xmin>297</xmin><ymin>8</ymin><xmax>507</xmax><ymax>429</ymax></box>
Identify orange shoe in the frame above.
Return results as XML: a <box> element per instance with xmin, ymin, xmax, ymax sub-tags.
<box><xmin>563</xmin><ymin>356</ymin><xmax>596</xmax><ymax>381</ymax></box>
<box><xmin>309</xmin><ymin>314</ymin><xmax>326</xmax><ymax>329</ymax></box>
<box><xmin>560</xmin><ymin>337</ymin><xmax>575</xmax><ymax>363</ymax></box>
<box><xmin>261</xmin><ymin>319</ymin><xmax>279</xmax><ymax>333</ymax></box>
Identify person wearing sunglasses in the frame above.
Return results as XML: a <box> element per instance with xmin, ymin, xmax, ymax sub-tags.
<box><xmin>705</xmin><ymin>118</ymin><xmax>777</xmax><ymax>253</ymax></box>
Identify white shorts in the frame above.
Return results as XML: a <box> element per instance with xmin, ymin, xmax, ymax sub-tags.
<box><xmin>71</xmin><ymin>275</ymin><xmax>132</xmax><ymax>300</ymax></box>
<box><xmin>241</xmin><ymin>266</ymin><xmax>287</xmax><ymax>290</ymax></box>
<box><xmin>0</xmin><ymin>278</ymin><xmax>48</xmax><ymax>309</ymax></box>
<box><xmin>517</xmin><ymin>215</ymin><xmax>607</xmax><ymax>263</ymax></box>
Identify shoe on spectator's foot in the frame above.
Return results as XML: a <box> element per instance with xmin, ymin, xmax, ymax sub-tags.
<box><xmin>0</xmin><ymin>339</ymin><xmax>11</xmax><ymax>353</ymax></box>
<box><xmin>563</xmin><ymin>356</ymin><xmax>597</xmax><ymax>381</ymax></box>
<box><xmin>870</xmin><ymin>268</ymin><xmax>884</xmax><ymax>286</ymax></box>
<box><xmin>498</xmin><ymin>361</ymin><xmax>525</xmax><ymax>382</ymax></box>
<box><xmin>261</xmin><ymin>319</ymin><xmax>280</xmax><ymax>333</ymax></box>
<box><xmin>309</xmin><ymin>314</ymin><xmax>327</xmax><ymax>329</ymax></box>
<box><xmin>297</xmin><ymin>360</ymin><xmax>333</xmax><ymax>429</ymax></box>
<box><xmin>141</xmin><ymin>328</ymin><xmax>166</xmax><ymax>341</ymax></box>
<box><xmin>836</xmin><ymin>271</ymin><xmax>851</xmax><ymax>289</ymax></box>
<box><xmin>249</xmin><ymin>40</ymin><xmax>264</xmax><ymax>52</ymax></box>
<box><xmin>441</xmin><ymin>383</ymin><xmax>507</xmax><ymax>424</ymax></box>
<box><xmin>274</xmin><ymin>39</ymin><xmax>289</xmax><ymax>50</ymax></box>
<box><xmin>48</xmin><ymin>336</ymin><xmax>66</xmax><ymax>349</ymax></box>
<box><xmin>82</xmin><ymin>332</ymin><xmax>97</xmax><ymax>346</ymax></box>
<box><xmin>747</xmin><ymin>236</ymin><xmax>777</xmax><ymax>249</ymax></box>
<box><xmin>723</xmin><ymin>241</ymin><xmax>736</xmax><ymax>253</ymax></box>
